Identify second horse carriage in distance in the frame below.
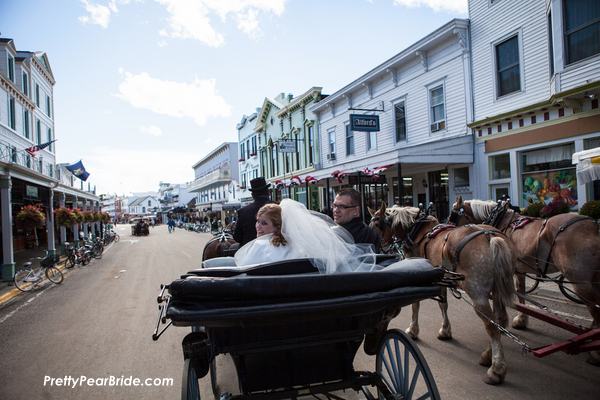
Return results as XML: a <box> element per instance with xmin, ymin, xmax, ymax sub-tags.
<box><xmin>154</xmin><ymin>249</ymin><xmax>453</xmax><ymax>400</ymax></box>
<box><xmin>131</xmin><ymin>218</ymin><xmax>150</xmax><ymax>236</ymax></box>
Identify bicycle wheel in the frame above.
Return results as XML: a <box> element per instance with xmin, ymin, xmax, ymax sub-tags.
<box><xmin>182</xmin><ymin>358</ymin><xmax>201</xmax><ymax>400</ymax></box>
<box><xmin>45</xmin><ymin>266</ymin><xmax>64</xmax><ymax>284</ymax></box>
<box><xmin>82</xmin><ymin>253</ymin><xmax>91</xmax><ymax>266</ymax></box>
<box><xmin>558</xmin><ymin>275</ymin><xmax>584</xmax><ymax>304</ymax></box>
<box><xmin>92</xmin><ymin>247</ymin><xmax>102</xmax><ymax>259</ymax></box>
<box><xmin>376</xmin><ymin>329</ymin><xmax>440</xmax><ymax>400</ymax></box>
<box><xmin>114</xmin><ymin>234</ymin><xmax>120</xmax><ymax>243</ymax></box>
<box><xmin>14</xmin><ymin>270</ymin><xmax>35</xmax><ymax>292</ymax></box>
<box><xmin>65</xmin><ymin>255</ymin><xmax>76</xmax><ymax>269</ymax></box>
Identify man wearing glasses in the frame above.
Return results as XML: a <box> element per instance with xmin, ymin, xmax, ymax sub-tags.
<box><xmin>332</xmin><ymin>188</ymin><xmax>381</xmax><ymax>252</ymax></box>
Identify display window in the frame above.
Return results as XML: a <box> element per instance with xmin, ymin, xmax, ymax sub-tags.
<box><xmin>520</xmin><ymin>144</ymin><xmax>578</xmax><ymax>210</ymax></box>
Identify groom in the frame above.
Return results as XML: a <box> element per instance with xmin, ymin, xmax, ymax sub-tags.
<box><xmin>233</xmin><ymin>177</ymin><xmax>278</xmax><ymax>246</ymax></box>
<box><xmin>333</xmin><ymin>188</ymin><xmax>381</xmax><ymax>252</ymax></box>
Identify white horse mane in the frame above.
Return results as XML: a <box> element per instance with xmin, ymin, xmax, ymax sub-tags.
<box><xmin>464</xmin><ymin>199</ymin><xmax>498</xmax><ymax>220</ymax></box>
<box><xmin>386</xmin><ymin>205</ymin><xmax>434</xmax><ymax>231</ymax></box>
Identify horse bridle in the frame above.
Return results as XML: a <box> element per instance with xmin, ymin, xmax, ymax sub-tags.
<box><xmin>370</xmin><ymin>214</ymin><xmax>392</xmax><ymax>246</ymax></box>
<box><xmin>448</xmin><ymin>207</ymin><xmax>473</xmax><ymax>225</ymax></box>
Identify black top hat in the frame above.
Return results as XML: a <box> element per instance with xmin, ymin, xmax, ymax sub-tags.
<box><xmin>249</xmin><ymin>177</ymin><xmax>271</xmax><ymax>191</ymax></box>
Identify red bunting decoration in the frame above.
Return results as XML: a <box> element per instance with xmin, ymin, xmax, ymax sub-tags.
<box><xmin>305</xmin><ymin>176</ymin><xmax>319</xmax><ymax>184</ymax></box>
<box><xmin>290</xmin><ymin>176</ymin><xmax>302</xmax><ymax>186</ymax></box>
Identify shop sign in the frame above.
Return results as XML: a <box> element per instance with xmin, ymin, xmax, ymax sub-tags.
<box><xmin>349</xmin><ymin>174</ymin><xmax>386</xmax><ymax>184</ymax></box>
<box><xmin>278</xmin><ymin>140</ymin><xmax>296</xmax><ymax>153</ymax></box>
<box><xmin>212</xmin><ymin>204</ymin><xmax>223</xmax><ymax>211</ymax></box>
<box><xmin>350</xmin><ymin>114</ymin><xmax>380</xmax><ymax>132</ymax></box>
<box><xmin>26</xmin><ymin>185</ymin><xmax>38</xmax><ymax>197</ymax></box>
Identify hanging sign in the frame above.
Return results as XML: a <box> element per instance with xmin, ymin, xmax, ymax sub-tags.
<box><xmin>349</xmin><ymin>174</ymin><xmax>387</xmax><ymax>184</ymax></box>
<box><xmin>350</xmin><ymin>114</ymin><xmax>380</xmax><ymax>132</ymax></box>
<box><xmin>26</xmin><ymin>185</ymin><xmax>39</xmax><ymax>197</ymax></box>
<box><xmin>278</xmin><ymin>140</ymin><xmax>296</xmax><ymax>153</ymax></box>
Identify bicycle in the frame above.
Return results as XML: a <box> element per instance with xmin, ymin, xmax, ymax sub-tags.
<box><xmin>64</xmin><ymin>242</ymin><xmax>92</xmax><ymax>268</ymax></box>
<box><xmin>13</xmin><ymin>251</ymin><xmax>63</xmax><ymax>292</ymax></box>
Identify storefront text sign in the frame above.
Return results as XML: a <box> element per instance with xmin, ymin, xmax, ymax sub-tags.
<box><xmin>278</xmin><ymin>140</ymin><xmax>296</xmax><ymax>153</ymax></box>
<box><xmin>350</xmin><ymin>114</ymin><xmax>380</xmax><ymax>132</ymax></box>
<box><xmin>26</xmin><ymin>185</ymin><xmax>38</xmax><ymax>197</ymax></box>
<box><xmin>349</xmin><ymin>174</ymin><xmax>386</xmax><ymax>184</ymax></box>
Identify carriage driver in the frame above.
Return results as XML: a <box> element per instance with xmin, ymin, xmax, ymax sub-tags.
<box><xmin>333</xmin><ymin>188</ymin><xmax>381</xmax><ymax>253</ymax></box>
<box><xmin>233</xmin><ymin>177</ymin><xmax>278</xmax><ymax>246</ymax></box>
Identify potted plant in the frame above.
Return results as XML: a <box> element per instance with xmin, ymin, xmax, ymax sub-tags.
<box><xmin>71</xmin><ymin>208</ymin><xmax>84</xmax><ymax>224</ymax></box>
<box><xmin>17</xmin><ymin>204</ymin><xmax>46</xmax><ymax>230</ymax></box>
<box><xmin>539</xmin><ymin>198</ymin><xmax>570</xmax><ymax>218</ymax></box>
<box><xmin>83</xmin><ymin>211</ymin><xmax>95</xmax><ymax>224</ymax></box>
<box><xmin>579</xmin><ymin>200</ymin><xmax>600</xmax><ymax>221</ymax></box>
<box><xmin>54</xmin><ymin>206</ymin><xmax>78</xmax><ymax>227</ymax></box>
<box><xmin>102</xmin><ymin>212</ymin><xmax>111</xmax><ymax>223</ymax></box>
<box><xmin>93</xmin><ymin>211</ymin><xmax>103</xmax><ymax>222</ymax></box>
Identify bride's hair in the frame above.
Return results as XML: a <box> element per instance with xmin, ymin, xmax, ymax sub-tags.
<box><xmin>257</xmin><ymin>204</ymin><xmax>287</xmax><ymax>247</ymax></box>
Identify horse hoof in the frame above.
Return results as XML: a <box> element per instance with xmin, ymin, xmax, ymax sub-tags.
<box><xmin>437</xmin><ymin>330</ymin><xmax>452</xmax><ymax>341</ymax></box>
<box><xmin>586</xmin><ymin>351</ymin><xmax>600</xmax><ymax>366</ymax></box>
<box><xmin>405</xmin><ymin>327</ymin><xmax>419</xmax><ymax>340</ymax></box>
<box><xmin>478</xmin><ymin>356</ymin><xmax>492</xmax><ymax>367</ymax></box>
<box><xmin>482</xmin><ymin>372</ymin><xmax>504</xmax><ymax>385</ymax></box>
<box><xmin>511</xmin><ymin>315</ymin><xmax>528</xmax><ymax>330</ymax></box>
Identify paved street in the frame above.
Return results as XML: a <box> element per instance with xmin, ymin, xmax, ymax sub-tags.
<box><xmin>0</xmin><ymin>224</ymin><xmax>597</xmax><ymax>399</ymax></box>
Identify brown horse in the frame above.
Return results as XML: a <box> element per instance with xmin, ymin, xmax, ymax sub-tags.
<box><xmin>370</xmin><ymin>202</ymin><xmax>517</xmax><ymax>384</ymax></box>
<box><xmin>202</xmin><ymin>233</ymin><xmax>237</xmax><ymax>262</ymax></box>
<box><xmin>452</xmin><ymin>196</ymin><xmax>600</xmax><ymax>365</ymax></box>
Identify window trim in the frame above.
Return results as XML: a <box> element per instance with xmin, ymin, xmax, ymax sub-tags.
<box><xmin>23</xmin><ymin>109</ymin><xmax>30</xmax><ymax>139</ymax></box>
<box><xmin>7</xmin><ymin>54</ymin><xmax>14</xmax><ymax>82</ymax></box>
<box><xmin>491</xmin><ymin>30</ymin><xmax>524</xmax><ymax>100</ymax></box>
<box><xmin>8</xmin><ymin>96</ymin><xmax>16</xmax><ymax>130</ymax></box>
<box><xmin>367</xmin><ymin>130</ymin><xmax>377</xmax><ymax>151</ymax></box>
<box><xmin>425</xmin><ymin>79</ymin><xmax>447</xmax><ymax>133</ymax></box>
<box><xmin>328</xmin><ymin>128</ymin><xmax>336</xmax><ymax>156</ymax></box>
<box><xmin>345</xmin><ymin>124</ymin><xmax>355</xmax><ymax>156</ymax></box>
<box><xmin>392</xmin><ymin>98</ymin><xmax>407</xmax><ymax>143</ymax></box>
<box><xmin>562</xmin><ymin>0</ymin><xmax>600</xmax><ymax>66</ymax></box>
<box><xmin>22</xmin><ymin>71</ymin><xmax>29</xmax><ymax>96</ymax></box>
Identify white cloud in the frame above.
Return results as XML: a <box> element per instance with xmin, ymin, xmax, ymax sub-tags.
<box><xmin>156</xmin><ymin>0</ymin><xmax>289</xmax><ymax>47</ymax></box>
<box><xmin>157</xmin><ymin>40</ymin><xmax>168</xmax><ymax>47</ymax></box>
<box><xmin>140</xmin><ymin>125</ymin><xmax>163</xmax><ymax>136</ymax></box>
<box><xmin>393</xmin><ymin>0</ymin><xmax>468</xmax><ymax>14</ymax></box>
<box><xmin>78</xmin><ymin>0</ymin><xmax>112</xmax><ymax>28</ymax></box>
<box><xmin>114</xmin><ymin>70</ymin><xmax>232</xmax><ymax>125</ymax></box>
<box><xmin>87</xmin><ymin>146</ymin><xmax>200</xmax><ymax>195</ymax></box>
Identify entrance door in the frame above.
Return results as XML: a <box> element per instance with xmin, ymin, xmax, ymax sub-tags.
<box><xmin>428</xmin><ymin>170</ymin><xmax>449</xmax><ymax>221</ymax></box>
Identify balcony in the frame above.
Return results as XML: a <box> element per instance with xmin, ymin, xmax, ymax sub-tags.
<box><xmin>0</xmin><ymin>142</ymin><xmax>55</xmax><ymax>178</ymax></box>
<box><xmin>188</xmin><ymin>168</ymin><xmax>231</xmax><ymax>192</ymax></box>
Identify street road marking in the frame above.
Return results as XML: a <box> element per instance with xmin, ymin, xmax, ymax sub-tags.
<box><xmin>0</xmin><ymin>285</ymin><xmax>53</xmax><ymax>324</ymax></box>
<box><xmin>123</xmin><ymin>240</ymin><xmax>139</xmax><ymax>245</ymax></box>
<box><xmin>182</xmin><ymin>251</ymin><xmax>191</xmax><ymax>258</ymax></box>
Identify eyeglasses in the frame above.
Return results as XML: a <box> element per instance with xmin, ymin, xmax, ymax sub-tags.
<box><xmin>332</xmin><ymin>204</ymin><xmax>358</xmax><ymax>210</ymax></box>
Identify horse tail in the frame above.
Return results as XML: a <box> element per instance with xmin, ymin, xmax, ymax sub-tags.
<box><xmin>489</xmin><ymin>236</ymin><xmax>515</xmax><ymax>323</ymax></box>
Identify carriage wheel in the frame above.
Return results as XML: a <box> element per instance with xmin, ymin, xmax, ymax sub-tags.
<box><xmin>558</xmin><ymin>275</ymin><xmax>584</xmax><ymax>304</ymax></box>
<box><xmin>376</xmin><ymin>329</ymin><xmax>440</xmax><ymax>400</ymax></box>
<box><xmin>210</xmin><ymin>358</ymin><xmax>218</xmax><ymax>400</ymax></box>
<box><xmin>182</xmin><ymin>358</ymin><xmax>201</xmax><ymax>400</ymax></box>
<box><xmin>524</xmin><ymin>274</ymin><xmax>540</xmax><ymax>293</ymax></box>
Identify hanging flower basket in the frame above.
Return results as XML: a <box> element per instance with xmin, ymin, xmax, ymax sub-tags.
<box><xmin>94</xmin><ymin>211</ymin><xmax>103</xmax><ymax>222</ymax></box>
<box><xmin>17</xmin><ymin>204</ymin><xmax>46</xmax><ymax>230</ymax></box>
<box><xmin>83</xmin><ymin>211</ymin><xmax>95</xmax><ymax>223</ymax></box>
<box><xmin>54</xmin><ymin>206</ymin><xmax>78</xmax><ymax>228</ymax></box>
<box><xmin>71</xmin><ymin>208</ymin><xmax>84</xmax><ymax>223</ymax></box>
<box><xmin>102</xmin><ymin>212</ymin><xmax>111</xmax><ymax>223</ymax></box>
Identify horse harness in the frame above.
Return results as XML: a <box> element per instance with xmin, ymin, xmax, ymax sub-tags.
<box><xmin>403</xmin><ymin>213</ymin><xmax>507</xmax><ymax>272</ymax></box>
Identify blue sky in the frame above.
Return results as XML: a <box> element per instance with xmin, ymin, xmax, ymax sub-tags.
<box><xmin>1</xmin><ymin>0</ymin><xmax>468</xmax><ymax>196</ymax></box>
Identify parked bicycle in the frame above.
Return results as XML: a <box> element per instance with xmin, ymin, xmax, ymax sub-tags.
<box><xmin>103</xmin><ymin>230</ymin><xmax>120</xmax><ymax>245</ymax></box>
<box><xmin>13</xmin><ymin>251</ymin><xmax>63</xmax><ymax>292</ymax></box>
<box><xmin>64</xmin><ymin>242</ymin><xmax>92</xmax><ymax>268</ymax></box>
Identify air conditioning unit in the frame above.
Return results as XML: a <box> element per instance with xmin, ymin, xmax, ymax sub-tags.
<box><xmin>431</xmin><ymin>122</ymin><xmax>443</xmax><ymax>132</ymax></box>
<box><xmin>327</xmin><ymin>153</ymin><xmax>336</xmax><ymax>161</ymax></box>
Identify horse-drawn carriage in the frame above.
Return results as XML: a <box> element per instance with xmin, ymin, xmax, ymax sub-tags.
<box><xmin>131</xmin><ymin>219</ymin><xmax>150</xmax><ymax>236</ymax></box>
<box><xmin>153</xmin><ymin>255</ymin><xmax>450</xmax><ymax>400</ymax></box>
<box><xmin>368</xmin><ymin>199</ymin><xmax>600</xmax><ymax>384</ymax></box>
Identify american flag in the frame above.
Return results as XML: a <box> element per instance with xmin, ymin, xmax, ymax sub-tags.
<box><xmin>25</xmin><ymin>140</ymin><xmax>56</xmax><ymax>158</ymax></box>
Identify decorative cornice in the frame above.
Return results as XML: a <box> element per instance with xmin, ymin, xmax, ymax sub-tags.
<box><xmin>363</xmin><ymin>82</ymin><xmax>373</xmax><ymax>99</ymax></box>
<box><xmin>555</xmin><ymin>97</ymin><xmax>582</xmax><ymax>113</ymax></box>
<box><xmin>327</xmin><ymin>103</ymin><xmax>335</xmax><ymax>118</ymax></box>
<box><xmin>31</xmin><ymin>55</ymin><xmax>55</xmax><ymax>85</ymax></box>
<box><xmin>386</xmin><ymin>68</ymin><xmax>398</xmax><ymax>87</ymax></box>
<box><xmin>343</xmin><ymin>93</ymin><xmax>353</xmax><ymax>109</ymax></box>
<box><xmin>416</xmin><ymin>50</ymin><xmax>428</xmax><ymax>71</ymax></box>
<box><xmin>453</xmin><ymin>28</ymin><xmax>468</xmax><ymax>53</ymax></box>
<box><xmin>0</xmin><ymin>73</ymin><xmax>36</xmax><ymax>110</ymax></box>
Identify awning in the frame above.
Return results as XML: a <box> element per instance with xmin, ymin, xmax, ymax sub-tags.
<box><xmin>573</xmin><ymin>148</ymin><xmax>600</xmax><ymax>184</ymax></box>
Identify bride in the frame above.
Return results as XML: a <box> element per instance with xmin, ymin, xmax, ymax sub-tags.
<box><xmin>234</xmin><ymin>199</ymin><xmax>378</xmax><ymax>273</ymax></box>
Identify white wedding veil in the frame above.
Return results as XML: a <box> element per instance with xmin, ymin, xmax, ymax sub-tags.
<box><xmin>280</xmin><ymin>199</ymin><xmax>378</xmax><ymax>274</ymax></box>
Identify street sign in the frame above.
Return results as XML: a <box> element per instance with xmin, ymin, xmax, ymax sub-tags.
<box><xmin>278</xmin><ymin>140</ymin><xmax>296</xmax><ymax>153</ymax></box>
<box><xmin>350</xmin><ymin>114</ymin><xmax>380</xmax><ymax>132</ymax></box>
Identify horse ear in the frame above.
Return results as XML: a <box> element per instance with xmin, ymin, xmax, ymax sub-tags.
<box><xmin>379</xmin><ymin>201</ymin><xmax>387</xmax><ymax>214</ymax></box>
<box><xmin>457</xmin><ymin>195</ymin><xmax>463</xmax><ymax>205</ymax></box>
<box><xmin>368</xmin><ymin>207</ymin><xmax>375</xmax><ymax>217</ymax></box>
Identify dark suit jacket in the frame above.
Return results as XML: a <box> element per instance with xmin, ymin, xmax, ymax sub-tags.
<box><xmin>233</xmin><ymin>197</ymin><xmax>278</xmax><ymax>246</ymax></box>
<box><xmin>341</xmin><ymin>217</ymin><xmax>381</xmax><ymax>253</ymax></box>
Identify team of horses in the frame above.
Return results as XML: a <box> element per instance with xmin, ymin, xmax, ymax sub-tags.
<box><xmin>201</xmin><ymin>198</ymin><xmax>600</xmax><ymax>385</ymax></box>
<box><xmin>369</xmin><ymin>197</ymin><xmax>600</xmax><ymax>384</ymax></box>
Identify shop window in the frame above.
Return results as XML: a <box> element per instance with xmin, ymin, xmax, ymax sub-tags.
<box><xmin>345</xmin><ymin>125</ymin><xmax>354</xmax><ymax>156</ymax></box>
<box><xmin>429</xmin><ymin>86</ymin><xmax>445</xmax><ymax>132</ymax></box>
<box><xmin>454</xmin><ymin>167</ymin><xmax>470</xmax><ymax>187</ymax></box>
<box><xmin>521</xmin><ymin>144</ymin><xmax>577</xmax><ymax>210</ymax></box>
<box><xmin>393</xmin><ymin>177</ymin><xmax>413</xmax><ymax>206</ymax></box>
<box><xmin>394</xmin><ymin>102</ymin><xmax>406</xmax><ymax>142</ymax></box>
<box><xmin>490</xmin><ymin>153</ymin><xmax>511</xmax><ymax>180</ymax></box>
<box><xmin>563</xmin><ymin>0</ymin><xmax>600</xmax><ymax>65</ymax></box>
